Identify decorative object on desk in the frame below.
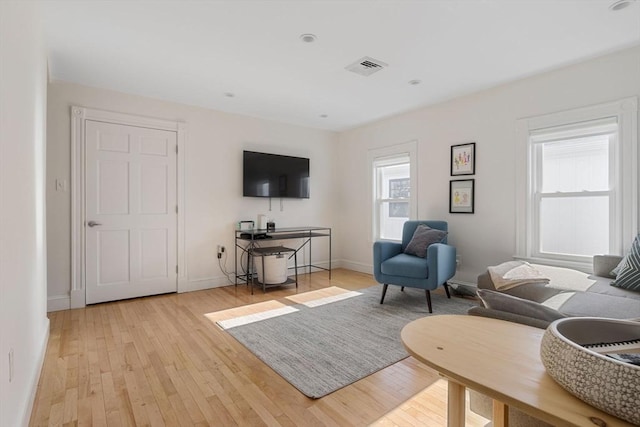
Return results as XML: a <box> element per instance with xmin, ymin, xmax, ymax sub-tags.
<box><xmin>257</xmin><ymin>214</ymin><xmax>268</xmax><ymax>230</ymax></box>
<box><xmin>449</xmin><ymin>179</ymin><xmax>475</xmax><ymax>213</ymax></box>
<box><xmin>212</xmin><ymin>285</ymin><xmax>476</xmax><ymax>398</ymax></box>
<box><xmin>540</xmin><ymin>317</ymin><xmax>640</xmax><ymax>425</ymax></box>
<box><xmin>267</xmin><ymin>221</ymin><xmax>275</xmax><ymax>231</ymax></box>
<box><xmin>238</xmin><ymin>220</ymin><xmax>254</xmax><ymax>230</ymax></box>
<box><xmin>451</xmin><ymin>142</ymin><xmax>475</xmax><ymax>176</ymax></box>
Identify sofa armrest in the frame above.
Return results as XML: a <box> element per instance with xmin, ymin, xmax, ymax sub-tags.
<box><xmin>467</xmin><ymin>306</ymin><xmax>552</xmax><ymax>329</ymax></box>
<box><xmin>593</xmin><ymin>255</ymin><xmax>623</xmax><ymax>278</ymax></box>
<box><xmin>477</xmin><ymin>271</ymin><xmax>497</xmax><ymax>290</ymax></box>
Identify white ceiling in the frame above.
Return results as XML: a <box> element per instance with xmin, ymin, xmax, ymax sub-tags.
<box><xmin>40</xmin><ymin>0</ymin><xmax>640</xmax><ymax>132</ymax></box>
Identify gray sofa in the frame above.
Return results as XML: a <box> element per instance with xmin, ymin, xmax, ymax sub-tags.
<box><xmin>467</xmin><ymin>256</ymin><xmax>640</xmax><ymax>426</ymax></box>
<box><xmin>469</xmin><ymin>255</ymin><xmax>640</xmax><ymax>326</ymax></box>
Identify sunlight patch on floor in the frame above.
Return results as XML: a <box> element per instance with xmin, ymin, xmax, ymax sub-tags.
<box><xmin>284</xmin><ymin>285</ymin><xmax>351</xmax><ymax>304</ymax></box>
<box><xmin>204</xmin><ymin>299</ymin><xmax>290</xmax><ymax>325</ymax></box>
<box><xmin>371</xmin><ymin>378</ymin><xmax>490</xmax><ymax>427</ymax></box>
<box><xmin>205</xmin><ymin>286</ymin><xmax>354</xmax><ymax>326</ymax></box>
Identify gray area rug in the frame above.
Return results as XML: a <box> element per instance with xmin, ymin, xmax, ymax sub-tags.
<box><xmin>219</xmin><ymin>285</ymin><xmax>477</xmax><ymax>398</ymax></box>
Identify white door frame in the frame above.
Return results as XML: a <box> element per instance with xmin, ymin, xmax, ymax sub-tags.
<box><xmin>71</xmin><ymin>106</ymin><xmax>186</xmax><ymax>308</ymax></box>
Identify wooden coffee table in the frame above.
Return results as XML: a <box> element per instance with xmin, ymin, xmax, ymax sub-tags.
<box><xmin>401</xmin><ymin>315</ymin><xmax>635</xmax><ymax>427</ymax></box>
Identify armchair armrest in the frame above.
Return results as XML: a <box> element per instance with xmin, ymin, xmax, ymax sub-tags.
<box><xmin>373</xmin><ymin>241</ymin><xmax>402</xmax><ymax>263</ymax></box>
<box><xmin>426</xmin><ymin>243</ymin><xmax>456</xmax><ymax>286</ymax></box>
<box><xmin>373</xmin><ymin>241</ymin><xmax>403</xmax><ymax>279</ymax></box>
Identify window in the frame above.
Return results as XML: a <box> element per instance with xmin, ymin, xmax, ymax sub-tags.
<box><xmin>532</xmin><ymin>122</ymin><xmax>616</xmax><ymax>260</ymax></box>
<box><xmin>516</xmin><ymin>98</ymin><xmax>637</xmax><ymax>269</ymax></box>
<box><xmin>369</xmin><ymin>141</ymin><xmax>417</xmax><ymax>241</ymax></box>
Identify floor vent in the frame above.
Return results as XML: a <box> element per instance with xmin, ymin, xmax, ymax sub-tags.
<box><xmin>345</xmin><ymin>56</ymin><xmax>388</xmax><ymax>77</ymax></box>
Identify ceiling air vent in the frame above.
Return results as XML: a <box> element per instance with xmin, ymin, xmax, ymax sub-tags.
<box><xmin>345</xmin><ymin>56</ymin><xmax>388</xmax><ymax>77</ymax></box>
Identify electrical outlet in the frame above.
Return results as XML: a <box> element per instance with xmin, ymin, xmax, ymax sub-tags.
<box><xmin>8</xmin><ymin>348</ymin><xmax>14</xmax><ymax>382</ymax></box>
<box><xmin>217</xmin><ymin>245</ymin><xmax>225</xmax><ymax>259</ymax></box>
<box><xmin>456</xmin><ymin>255</ymin><xmax>461</xmax><ymax>267</ymax></box>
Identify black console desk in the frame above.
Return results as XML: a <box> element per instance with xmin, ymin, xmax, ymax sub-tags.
<box><xmin>234</xmin><ymin>226</ymin><xmax>332</xmax><ymax>292</ymax></box>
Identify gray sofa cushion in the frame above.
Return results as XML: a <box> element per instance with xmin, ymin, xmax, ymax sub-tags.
<box><xmin>477</xmin><ymin>271</ymin><xmax>563</xmax><ymax>301</ymax></box>
<box><xmin>579</xmin><ymin>276</ymin><xmax>640</xmax><ymax>298</ymax></box>
<box><xmin>467</xmin><ymin>306</ymin><xmax>553</xmax><ymax>329</ymax></box>
<box><xmin>554</xmin><ymin>291</ymin><xmax>640</xmax><ymax>319</ymax></box>
<box><xmin>476</xmin><ymin>289</ymin><xmax>567</xmax><ymax>322</ymax></box>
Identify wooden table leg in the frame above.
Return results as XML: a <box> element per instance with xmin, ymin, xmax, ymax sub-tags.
<box><xmin>493</xmin><ymin>399</ymin><xmax>509</xmax><ymax>427</ymax></box>
<box><xmin>447</xmin><ymin>380</ymin><xmax>465</xmax><ymax>427</ymax></box>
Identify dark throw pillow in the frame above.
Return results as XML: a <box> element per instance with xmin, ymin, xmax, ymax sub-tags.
<box><xmin>611</xmin><ymin>234</ymin><xmax>640</xmax><ymax>292</ymax></box>
<box><xmin>476</xmin><ymin>289</ymin><xmax>567</xmax><ymax>322</ymax></box>
<box><xmin>403</xmin><ymin>225</ymin><xmax>447</xmax><ymax>258</ymax></box>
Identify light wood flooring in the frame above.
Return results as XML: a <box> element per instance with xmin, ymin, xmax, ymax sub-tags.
<box><xmin>30</xmin><ymin>269</ymin><xmax>489</xmax><ymax>426</ymax></box>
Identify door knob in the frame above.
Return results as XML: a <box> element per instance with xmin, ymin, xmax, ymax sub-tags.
<box><xmin>87</xmin><ymin>221</ymin><xmax>102</xmax><ymax>227</ymax></box>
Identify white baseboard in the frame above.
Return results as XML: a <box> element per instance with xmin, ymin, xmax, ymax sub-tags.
<box><xmin>55</xmin><ymin>261</ymin><xmax>361</xmax><ymax>305</ymax></box>
<box><xmin>339</xmin><ymin>259</ymin><xmax>372</xmax><ymax>275</ymax></box>
<box><xmin>47</xmin><ymin>294</ymin><xmax>70</xmax><ymax>312</ymax></box>
<box><xmin>180</xmin><ymin>275</ymin><xmax>233</xmax><ymax>293</ymax></box>
<box><xmin>23</xmin><ymin>318</ymin><xmax>49</xmax><ymax>427</ymax></box>
<box><xmin>70</xmin><ymin>289</ymin><xmax>85</xmax><ymax>309</ymax></box>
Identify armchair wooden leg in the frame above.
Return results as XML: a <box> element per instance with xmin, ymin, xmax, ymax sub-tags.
<box><xmin>443</xmin><ymin>282</ymin><xmax>451</xmax><ymax>299</ymax></box>
<box><xmin>425</xmin><ymin>290</ymin><xmax>433</xmax><ymax>313</ymax></box>
<box><xmin>380</xmin><ymin>284</ymin><xmax>389</xmax><ymax>304</ymax></box>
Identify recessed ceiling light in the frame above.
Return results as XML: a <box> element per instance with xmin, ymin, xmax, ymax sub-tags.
<box><xmin>609</xmin><ymin>0</ymin><xmax>635</xmax><ymax>11</ymax></box>
<box><xmin>320</xmin><ymin>114</ymin><xmax>328</xmax><ymax>118</ymax></box>
<box><xmin>408</xmin><ymin>79</ymin><xmax>422</xmax><ymax>86</ymax></box>
<box><xmin>300</xmin><ymin>34</ymin><xmax>317</xmax><ymax>43</ymax></box>
<box><xmin>224</xmin><ymin>92</ymin><xmax>235</xmax><ymax>98</ymax></box>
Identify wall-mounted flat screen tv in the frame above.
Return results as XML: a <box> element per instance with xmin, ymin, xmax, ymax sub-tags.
<box><xmin>243</xmin><ymin>150</ymin><xmax>310</xmax><ymax>198</ymax></box>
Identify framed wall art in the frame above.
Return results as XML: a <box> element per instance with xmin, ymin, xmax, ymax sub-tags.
<box><xmin>450</xmin><ymin>179</ymin><xmax>475</xmax><ymax>214</ymax></box>
<box><xmin>451</xmin><ymin>142</ymin><xmax>476</xmax><ymax>176</ymax></box>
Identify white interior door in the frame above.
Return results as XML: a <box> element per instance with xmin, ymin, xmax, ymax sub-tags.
<box><xmin>85</xmin><ymin>120</ymin><xmax>177</xmax><ymax>304</ymax></box>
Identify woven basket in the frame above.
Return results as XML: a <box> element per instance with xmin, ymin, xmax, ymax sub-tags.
<box><xmin>540</xmin><ymin>317</ymin><xmax>640</xmax><ymax>425</ymax></box>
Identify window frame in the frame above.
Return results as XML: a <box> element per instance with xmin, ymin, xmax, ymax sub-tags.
<box><xmin>531</xmin><ymin>125</ymin><xmax>617</xmax><ymax>263</ymax></box>
<box><xmin>368</xmin><ymin>141</ymin><xmax>418</xmax><ymax>242</ymax></box>
<box><xmin>515</xmin><ymin>97</ymin><xmax>638</xmax><ymax>271</ymax></box>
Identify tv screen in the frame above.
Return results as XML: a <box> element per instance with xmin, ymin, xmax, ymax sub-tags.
<box><xmin>243</xmin><ymin>151</ymin><xmax>310</xmax><ymax>198</ymax></box>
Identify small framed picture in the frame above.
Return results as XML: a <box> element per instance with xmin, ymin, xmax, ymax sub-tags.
<box><xmin>451</xmin><ymin>142</ymin><xmax>476</xmax><ymax>176</ymax></box>
<box><xmin>450</xmin><ymin>179</ymin><xmax>475</xmax><ymax>214</ymax></box>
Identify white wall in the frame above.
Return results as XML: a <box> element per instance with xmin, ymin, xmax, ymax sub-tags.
<box><xmin>47</xmin><ymin>82</ymin><xmax>339</xmax><ymax>308</ymax></box>
<box><xmin>337</xmin><ymin>46</ymin><xmax>640</xmax><ymax>283</ymax></box>
<box><xmin>0</xmin><ymin>2</ymin><xmax>50</xmax><ymax>426</ymax></box>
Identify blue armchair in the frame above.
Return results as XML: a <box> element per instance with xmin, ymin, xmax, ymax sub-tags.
<box><xmin>373</xmin><ymin>220</ymin><xmax>457</xmax><ymax>313</ymax></box>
